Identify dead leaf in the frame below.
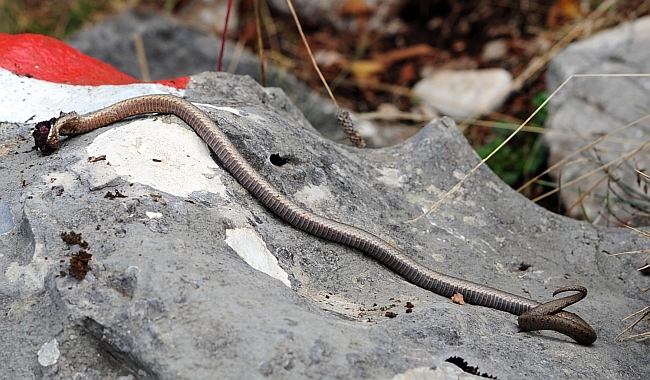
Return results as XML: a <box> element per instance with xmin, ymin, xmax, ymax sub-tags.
<box><xmin>451</xmin><ymin>293</ymin><xmax>466</xmax><ymax>305</ymax></box>
<box><xmin>338</xmin><ymin>0</ymin><xmax>374</xmax><ymax>18</ymax></box>
<box><xmin>397</xmin><ymin>62</ymin><xmax>417</xmax><ymax>85</ymax></box>
<box><xmin>547</xmin><ymin>0</ymin><xmax>582</xmax><ymax>27</ymax></box>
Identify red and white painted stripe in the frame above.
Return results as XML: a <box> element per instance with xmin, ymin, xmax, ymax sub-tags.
<box><xmin>0</xmin><ymin>33</ymin><xmax>188</xmax><ymax>123</ymax></box>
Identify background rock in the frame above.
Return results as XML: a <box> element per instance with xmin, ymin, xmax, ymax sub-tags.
<box><xmin>412</xmin><ymin>68</ymin><xmax>512</xmax><ymax>118</ymax></box>
<box><xmin>1</xmin><ymin>72</ymin><xmax>648</xmax><ymax>379</ymax></box>
<box><xmin>545</xmin><ymin>16</ymin><xmax>650</xmax><ymax>225</ymax></box>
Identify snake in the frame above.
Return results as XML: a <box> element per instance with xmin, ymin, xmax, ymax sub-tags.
<box><xmin>32</xmin><ymin>94</ymin><xmax>597</xmax><ymax>345</ymax></box>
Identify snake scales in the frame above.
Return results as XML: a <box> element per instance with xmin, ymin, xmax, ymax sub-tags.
<box><xmin>33</xmin><ymin>94</ymin><xmax>597</xmax><ymax>345</ymax></box>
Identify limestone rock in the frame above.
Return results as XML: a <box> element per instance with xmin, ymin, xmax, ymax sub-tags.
<box><xmin>545</xmin><ymin>16</ymin><xmax>650</xmax><ymax>225</ymax></box>
<box><xmin>1</xmin><ymin>72</ymin><xmax>648</xmax><ymax>378</ymax></box>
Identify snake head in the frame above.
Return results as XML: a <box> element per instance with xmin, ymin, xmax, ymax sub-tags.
<box><xmin>33</xmin><ymin>118</ymin><xmax>58</xmax><ymax>155</ymax></box>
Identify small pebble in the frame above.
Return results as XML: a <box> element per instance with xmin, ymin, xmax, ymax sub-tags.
<box><xmin>37</xmin><ymin>339</ymin><xmax>60</xmax><ymax>367</ymax></box>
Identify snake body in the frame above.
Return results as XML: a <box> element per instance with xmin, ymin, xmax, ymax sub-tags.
<box><xmin>33</xmin><ymin>94</ymin><xmax>596</xmax><ymax>345</ymax></box>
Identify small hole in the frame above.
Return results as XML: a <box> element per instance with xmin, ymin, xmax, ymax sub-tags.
<box><xmin>518</xmin><ymin>262</ymin><xmax>531</xmax><ymax>271</ymax></box>
<box><xmin>270</xmin><ymin>153</ymin><xmax>288</xmax><ymax>166</ymax></box>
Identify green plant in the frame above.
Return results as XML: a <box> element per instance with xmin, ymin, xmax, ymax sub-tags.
<box><xmin>476</xmin><ymin>123</ymin><xmax>547</xmax><ymax>187</ymax></box>
<box><xmin>475</xmin><ymin>91</ymin><xmax>550</xmax><ymax>187</ymax></box>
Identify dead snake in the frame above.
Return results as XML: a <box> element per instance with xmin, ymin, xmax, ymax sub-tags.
<box><xmin>33</xmin><ymin>94</ymin><xmax>597</xmax><ymax>345</ymax></box>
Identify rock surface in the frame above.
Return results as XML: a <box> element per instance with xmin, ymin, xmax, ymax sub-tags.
<box><xmin>1</xmin><ymin>72</ymin><xmax>649</xmax><ymax>379</ymax></box>
<box><xmin>545</xmin><ymin>16</ymin><xmax>650</xmax><ymax>225</ymax></box>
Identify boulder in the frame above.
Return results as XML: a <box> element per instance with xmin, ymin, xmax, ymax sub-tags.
<box><xmin>545</xmin><ymin>16</ymin><xmax>650</xmax><ymax>225</ymax></box>
<box><xmin>1</xmin><ymin>72</ymin><xmax>648</xmax><ymax>379</ymax></box>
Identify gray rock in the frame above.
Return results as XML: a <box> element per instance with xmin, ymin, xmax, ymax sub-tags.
<box><xmin>545</xmin><ymin>16</ymin><xmax>650</xmax><ymax>224</ymax></box>
<box><xmin>412</xmin><ymin>68</ymin><xmax>512</xmax><ymax>118</ymax></box>
<box><xmin>1</xmin><ymin>72</ymin><xmax>649</xmax><ymax>379</ymax></box>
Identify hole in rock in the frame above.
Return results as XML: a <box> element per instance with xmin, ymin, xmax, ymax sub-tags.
<box><xmin>270</xmin><ymin>153</ymin><xmax>288</xmax><ymax>167</ymax></box>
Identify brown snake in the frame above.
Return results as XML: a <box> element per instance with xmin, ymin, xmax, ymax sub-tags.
<box><xmin>33</xmin><ymin>94</ymin><xmax>597</xmax><ymax>345</ymax></box>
